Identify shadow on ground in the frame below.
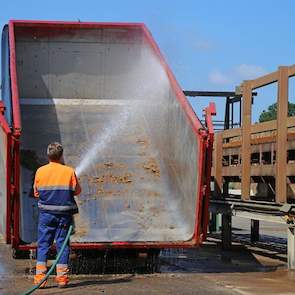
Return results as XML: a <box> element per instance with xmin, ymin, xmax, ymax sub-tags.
<box><xmin>0</xmin><ymin>236</ymin><xmax>289</xmax><ymax>295</ymax></box>
<box><xmin>160</xmin><ymin>237</ymin><xmax>286</xmax><ymax>274</ymax></box>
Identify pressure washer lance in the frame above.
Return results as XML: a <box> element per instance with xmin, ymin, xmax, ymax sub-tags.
<box><xmin>21</xmin><ymin>225</ymin><xmax>73</xmax><ymax>295</ymax></box>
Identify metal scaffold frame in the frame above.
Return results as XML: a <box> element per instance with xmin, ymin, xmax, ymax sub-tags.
<box><xmin>184</xmin><ymin>65</ymin><xmax>295</xmax><ymax>268</ymax></box>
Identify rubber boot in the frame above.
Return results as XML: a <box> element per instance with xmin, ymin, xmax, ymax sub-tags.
<box><xmin>56</xmin><ymin>264</ymin><xmax>69</xmax><ymax>288</ymax></box>
<box><xmin>34</xmin><ymin>262</ymin><xmax>47</xmax><ymax>288</ymax></box>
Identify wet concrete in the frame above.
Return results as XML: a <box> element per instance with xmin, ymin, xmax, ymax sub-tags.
<box><xmin>0</xmin><ymin>236</ymin><xmax>294</xmax><ymax>295</ymax></box>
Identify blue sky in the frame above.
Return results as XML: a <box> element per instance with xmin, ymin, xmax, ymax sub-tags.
<box><xmin>1</xmin><ymin>0</ymin><xmax>295</xmax><ymax>123</ymax></box>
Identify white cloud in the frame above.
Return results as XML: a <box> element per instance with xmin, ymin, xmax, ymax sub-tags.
<box><xmin>209</xmin><ymin>70</ymin><xmax>232</xmax><ymax>85</ymax></box>
<box><xmin>208</xmin><ymin>64</ymin><xmax>267</xmax><ymax>86</ymax></box>
<box><xmin>193</xmin><ymin>40</ymin><xmax>214</xmax><ymax>51</ymax></box>
<box><xmin>235</xmin><ymin>64</ymin><xmax>266</xmax><ymax>80</ymax></box>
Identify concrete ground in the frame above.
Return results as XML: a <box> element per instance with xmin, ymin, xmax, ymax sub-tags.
<box><xmin>232</xmin><ymin>216</ymin><xmax>287</xmax><ymax>239</ymax></box>
<box><xmin>0</xmin><ymin>217</ymin><xmax>294</xmax><ymax>295</ymax></box>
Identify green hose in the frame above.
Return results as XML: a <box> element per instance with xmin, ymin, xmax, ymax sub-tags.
<box><xmin>21</xmin><ymin>225</ymin><xmax>73</xmax><ymax>295</ymax></box>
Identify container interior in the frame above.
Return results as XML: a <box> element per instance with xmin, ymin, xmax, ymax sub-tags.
<box><xmin>14</xmin><ymin>25</ymin><xmax>200</xmax><ymax>243</ymax></box>
<box><xmin>0</xmin><ymin>126</ymin><xmax>7</xmax><ymax>240</ymax></box>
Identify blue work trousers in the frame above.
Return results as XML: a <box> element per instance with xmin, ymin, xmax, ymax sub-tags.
<box><xmin>37</xmin><ymin>212</ymin><xmax>72</xmax><ymax>264</ymax></box>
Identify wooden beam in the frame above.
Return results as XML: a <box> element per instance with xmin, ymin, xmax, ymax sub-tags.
<box><xmin>276</xmin><ymin>66</ymin><xmax>289</xmax><ymax>203</ymax></box>
<box><xmin>223</xmin><ymin>122</ymin><xmax>276</xmax><ymax>139</ymax></box>
<box><xmin>222</xmin><ymin>166</ymin><xmax>241</xmax><ymax>177</ymax></box>
<box><xmin>251</xmin><ymin>120</ymin><xmax>276</xmax><ymax>133</ymax></box>
<box><xmin>222</xmin><ymin>132</ymin><xmax>295</xmax><ymax>149</ymax></box>
<box><xmin>288</xmin><ymin>163</ymin><xmax>295</xmax><ymax>176</ymax></box>
<box><xmin>289</xmin><ymin>65</ymin><xmax>295</xmax><ymax>77</ymax></box>
<box><xmin>288</xmin><ymin>115</ymin><xmax>295</xmax><ymax>127</ymax></box>
<box><xmin>221</xmin><ymin>116</ymin><xmax>295</xmax><ymax>141</ymax></box>
<box><xmin>213</xmin><ymin>132</ymin><xmax>223</xmax><ymax>197</ymax></box>
<box><xmin>241</xmin><ymin>81</ymin><xmax>252</xmax><ymax>200</ymax></box>
<box><xmin>222</xmin><ymin>163</ymin><xmax>295</xmax><ymax>178</ymax></box>
<box><xmin>250</xmin><ymin>71</ymin><xmax>278</xmax><ymax>89</ymax></box>
<box><xmin>222</xmin><ymin>128</ymin><xmax>241</xmax><ymax>139</ymax></box>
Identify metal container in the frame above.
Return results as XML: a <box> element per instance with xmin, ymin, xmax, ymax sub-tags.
<box><xmin>0</xmin><ymin>20</ymin><xmax>213</xmax><ymax>251</ymax></box>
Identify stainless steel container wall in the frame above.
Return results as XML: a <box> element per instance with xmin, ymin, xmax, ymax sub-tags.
<box><xmin>0</xmin><ymin>127</ymin><xmax>7</xmax><ymax>239</ymax></box>
<box><xmin>15</xmin><ymin>26</ymin><xmax>200</xmax><ymax>243</ymax></box>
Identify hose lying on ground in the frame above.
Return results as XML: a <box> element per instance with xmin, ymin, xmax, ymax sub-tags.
<box><xmin>21</xmin><ymin>225</ymin><xmax>73</xmax><ymax>295</ymax></box>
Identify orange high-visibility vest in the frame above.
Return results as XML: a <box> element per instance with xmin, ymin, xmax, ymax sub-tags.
<box><xmin>34</xmin><ymin>162</ymin><xmax>81</xmax><ymax>214</ymax></box>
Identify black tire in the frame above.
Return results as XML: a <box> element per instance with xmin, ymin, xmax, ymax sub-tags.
<box><xmin>145</xmin><ymin>249</ymin><xmax>160</xmax><ymax>273</ymax></box>
<box><xmin>12</xmin><ymin>248</ymin><xmax>30</xmax><ymax>259</ymax></box>
<box><xmin>69</xmin><ymin>249</ymin><xmax>161</xmax><ymax>274</ymax></box>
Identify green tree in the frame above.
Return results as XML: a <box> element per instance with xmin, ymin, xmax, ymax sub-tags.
<box><xmin>259</xmin><ymin>102</ymin><xmax>295</xmax><ymax>123</ymax></box>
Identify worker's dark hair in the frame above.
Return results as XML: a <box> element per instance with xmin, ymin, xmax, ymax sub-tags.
<box><xmin>47</xmin><ymin>142</ymin><xmax>63</xmax><ymax>161</ymax></box>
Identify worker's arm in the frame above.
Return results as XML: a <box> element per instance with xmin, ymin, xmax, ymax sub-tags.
<box><xmin>72</xmin><ymin>171</ymin><xmax>81</xmax><ymax>196</ymax></box>
<box><xmin>33</xmin><ymin>170</ymin><xmax>40</xmax><ymax>198</ymax></box>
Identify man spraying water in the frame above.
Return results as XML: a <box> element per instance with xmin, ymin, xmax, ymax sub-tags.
<box><xmin>33</xmin><ymin>142</ymin><xmax>81</xmax><ymax>288</ymax></box>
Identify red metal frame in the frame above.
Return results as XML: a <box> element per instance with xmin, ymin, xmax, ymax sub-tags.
<box><xmin>7</xmin><ymin>20</ymin><xmax>210</xmax><ymax>250</ymax></box>
<box><xmin>201</xmin><ymin>103</ymin><xmax>216</xmax><ymax>240</ymax></box>
<box><xmin>194</xmin><ymin>136</ymin><xmax>206</xmax><ymax>243</ymax></box>
<box><xmin>18</xmin><ymin>242</ymin><xmax>200</xmax><ymax>251</ymax></box>
<box><xmin>0</xmin><ymin>102</ymin><xmax>12</xmax><ymax>244</ymax></box>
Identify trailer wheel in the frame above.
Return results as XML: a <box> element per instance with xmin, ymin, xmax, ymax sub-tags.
<box><xmin>12</xmin><ymin>249</ymin><xmax>30</xmax><ymax>259</ymax></box>
<box><xmin>70</xmin><ymin>250</ymin><xmax>106</xmax><ymax>274</ymax></box>
<box><xmin>145</xmin><ymin>249</ymin><xmax>160</xmax><ymax>273</ymax></box>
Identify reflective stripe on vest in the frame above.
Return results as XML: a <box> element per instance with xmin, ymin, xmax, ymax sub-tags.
<box><xmin>38</xmin><ymin>203</ymin><xmax>78</xmax><ymax>212</ymax></box>
<box><xmin>37</xmin><ymin>185</ymin><xmax>75</xmax><ymax>191</ymax></box>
